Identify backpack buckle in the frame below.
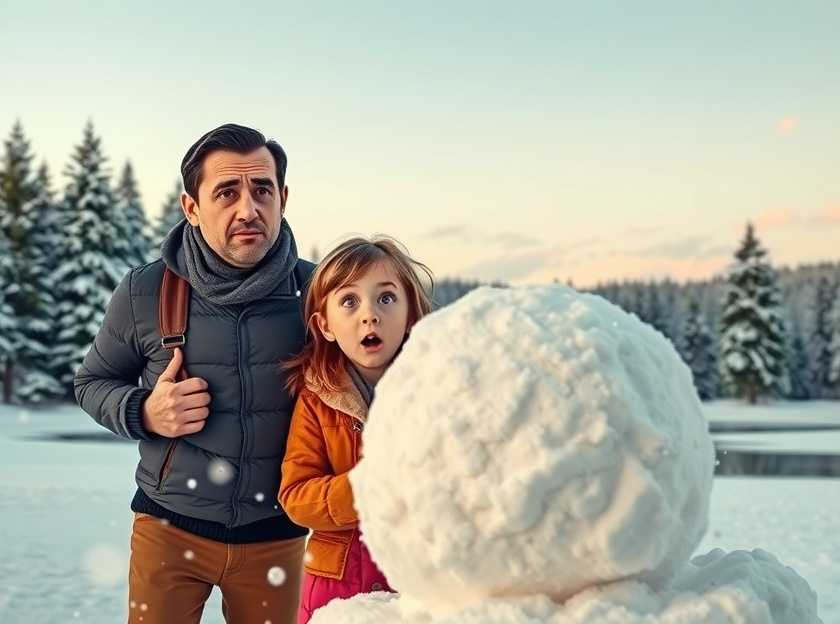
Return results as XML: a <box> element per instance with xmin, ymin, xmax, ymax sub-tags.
<box><xmin>161</xmin><ymin>334</ymin><xmax>186</xmax><ymax>349</ymax></box>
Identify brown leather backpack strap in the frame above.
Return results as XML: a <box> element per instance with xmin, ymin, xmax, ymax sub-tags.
<box><xmin>159</xmin><ymin>267</ymin><xmax>190</xmax><ymax>382</ymax></box>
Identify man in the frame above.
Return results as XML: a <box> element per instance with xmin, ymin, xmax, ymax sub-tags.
<box><xmin>75</xmin><ymin>124</ymin><xmax>314</xmax><ymax>624</ymax></box>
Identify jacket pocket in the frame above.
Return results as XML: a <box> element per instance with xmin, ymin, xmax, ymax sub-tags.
<box><xmin>157</xmin><ymin>439</ymin><xmax>179</xmax><ymax>491</ymax></box>
<box><xmin>305</xmin><ymin>530</ymin><xmax>355</xmax><ymax>579</ymax></box>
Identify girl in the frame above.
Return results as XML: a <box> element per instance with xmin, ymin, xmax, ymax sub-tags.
<box><xmin>279</xmin><ymin>236</ymin><xmax>433</xmax><ymax>623</ymax></box>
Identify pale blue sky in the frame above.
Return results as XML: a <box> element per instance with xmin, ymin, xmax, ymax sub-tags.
<box><xmin>3</xmin><ymin>1</ymin><xmax>839</xmax><ymax>285</ymax></box>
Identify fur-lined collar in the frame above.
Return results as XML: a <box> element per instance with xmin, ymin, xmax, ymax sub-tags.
<box><xmin>303</xmin><ymin>366</ymin><xmax>368</xmax><ymax>423</ymax></box>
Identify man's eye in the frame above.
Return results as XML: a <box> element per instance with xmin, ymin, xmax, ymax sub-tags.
<box><xmin>256</xmin><ymin>187</ymin><xmax>272</xmax><ymax>196</ymax></box>
<box><xmin>218</xmin><ymin>189</ymin><xmax>235</xmax><ymax>200</ymax></box>
<box><xmin>379</xmin><ymin>292</ymin><xmax>397</xmax><ymax>304</ymax></box>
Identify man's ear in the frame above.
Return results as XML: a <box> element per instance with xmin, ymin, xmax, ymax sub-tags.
<box><xmin>314</xmin><ymin>312</ymin><xmax>336</xmax><ymax>342</ymax></box>
<box><xmin>280</xmin><ymin>185</ymin><xmax>289</xmax><ymax>216</ymax></box>
<box><xmin>181</xmin><ymin>192</ymin><xmax>200</xmax><ymax>227</ymax></box>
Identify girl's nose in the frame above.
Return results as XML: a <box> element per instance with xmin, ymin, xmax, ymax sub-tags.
<box><xmin>362</xmin><ymin>313</ymin><xmax>380</xmax><ymax>325</ymax></box>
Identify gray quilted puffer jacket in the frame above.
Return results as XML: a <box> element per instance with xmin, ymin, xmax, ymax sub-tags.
<box><xmin>75</xmin><ymin>257</ymin><xmax>315</xmax><ymax>529</ymax></box>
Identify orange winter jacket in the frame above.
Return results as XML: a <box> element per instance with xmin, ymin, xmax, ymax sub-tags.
<box><xmin>279</xmin><ymin>369</ymin><xmax>368</xmax><ymax>579</ymax></box>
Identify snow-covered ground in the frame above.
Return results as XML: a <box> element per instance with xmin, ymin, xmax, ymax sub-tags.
<box><xmin>706</xmin><ymin>400</ymin><xmax>840</xmax><ymax>454</ymax></box>
<box><xmin>0</xmin><ymin>401</ymin><xmax>837</xmax><ymax>623</ymax></box>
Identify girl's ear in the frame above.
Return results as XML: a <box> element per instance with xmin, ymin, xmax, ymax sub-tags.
<box><xmin>314</xmin><ymin>312</ymin><xmax>336</xmax><ymax>342</ymax></box>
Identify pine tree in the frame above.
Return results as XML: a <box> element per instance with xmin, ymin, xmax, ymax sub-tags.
<box><xmin>153</xmin><ymin>179</ymin><xmax>185</xmax><ymax>252</ymax></box>
<box><xmin>804</xmin><ymin>276</ymin><xmax>836</xmax><ymax>398</ymax></box>
<box><xmin>719</xmin><ymin>223</ymin><xmax>790</xmax><ymax>404</ymax></box>
<box><xmin>15</xmin><ymin>163</ymin><xmax>64</xmax><ymax>403</ymax></box>
<box><xmin>640</xmin><ymin>282</ymin><xmax>669</xmax><ymax>338</ymax></box>
<box><xmin>786</xmin><ymin>319</ymin><xmax>811</xmax><ymax>400</ymax></box>
<box><xmin>828</xmin><ymin>295</ymin><xmax>840</xmax><ymax>396</ymax></box>
<box><xmin>52</xmin><ymin>121</ymin><xmax>125</xmax><ymax>395</ymax></box>
<box><xmin>114</xmin><ymin>161</ymin><xmax>151</xmax><ymax>269</ymax></box>
<box><xmin>0</xmin><ymin>215</ymin><xmax>15</xmax><ymax>379</ymax></box>
<box><xmin>0</xmin><ymin>121</ymin><xmax>38</xmax><ymax>402</ymax></box>
<box><xmin>679</xmin><ymin>299</ymin><xmax>718</xmax><ymax>400</ymax></box>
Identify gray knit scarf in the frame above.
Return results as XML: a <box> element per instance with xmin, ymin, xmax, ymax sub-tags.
<box><xmin>347</xmin><ymin>364</ymin><xmax>376</xmax><ymax>407</ymax></box>
<box><xmin>161</xmin><ymin>218</ymin><xmax>298</xmax><ymax>306</ymax></box>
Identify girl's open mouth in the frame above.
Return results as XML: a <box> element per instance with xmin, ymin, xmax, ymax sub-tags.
<box><xmin>361</xmin><ymin>333</ymin><xmax>383</xmax><ymax>351</ymax></box>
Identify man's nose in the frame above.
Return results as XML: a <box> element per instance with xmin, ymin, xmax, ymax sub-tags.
<box><xmin>235</xmin><ymin>196</ymin><xmax>259</xmax><ymax>222</ymax></box>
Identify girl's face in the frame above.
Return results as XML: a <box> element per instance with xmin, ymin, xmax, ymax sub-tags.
<box><xmin>316</xmin><ymin>261</ymin><xmax>410</xmax><ymax>385</ymax></box>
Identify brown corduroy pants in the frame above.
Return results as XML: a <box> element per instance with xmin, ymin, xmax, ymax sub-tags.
<box><xmin>128</xmin><ymin>513</ymin><xmax>305</xmax><ymax>624</ymax></box>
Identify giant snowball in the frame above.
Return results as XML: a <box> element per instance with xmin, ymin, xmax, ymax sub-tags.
<box><xmin>351</xmin><ymin>286</ymin><xmax>715</xmax><ymax>610</ymax></box>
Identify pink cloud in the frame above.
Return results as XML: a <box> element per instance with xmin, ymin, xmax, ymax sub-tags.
<box><xmin>754</xmin><ymin>208</ymin><xmax>798</xmax><ymax>230</ymax></box>
<box><xmin>752</xmin><ymin>204</ymin><xmax>840</xmax><ymax>230</ymax></box>
<box><xmin>775</xmin><ymin>116</ymin><xmax>799</xmax><ymax>136</ymax></box>
<box><xmin>812</xmin><ymin>204</ymin><xmax>840</xmax><ymax>225</ymax></box>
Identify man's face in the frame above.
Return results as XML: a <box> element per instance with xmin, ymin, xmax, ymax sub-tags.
<box><xmin>181</xmin><ymin>147</ymin><xmax>288</xmax><ymax>268</ymax></box>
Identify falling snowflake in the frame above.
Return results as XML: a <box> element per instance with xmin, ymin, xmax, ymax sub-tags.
<box><xmin>184</xmin><ymin>550</ymin><xmax>195</xmax><ymax>560</ymax></box>
<box><xmin>82</xmin><ymin>544</ymin><xmax>125</xmax><ymax>587</ymax></box>
<box><xmin>186</xmin><ymin>478</ymin><xmax>197</xmax><ymax>490</ymax></box>
<box><xmin>207</xmin><ymin>459</ymin><xmax>235</xmax><ymax>485</ymax></box>
<box><xmin>267</xmin><ymin>566</ymin><xmax>286</xmax><ymax>586</ymax></box>
<box><xmin>255</xmin><ymin>492</ymin><xmax>265</xmax><ymax>502</ymax></box>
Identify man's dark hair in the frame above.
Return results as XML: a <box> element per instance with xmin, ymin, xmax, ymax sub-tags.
<box><xmin>180</xmin><ymin>123</ymin><xmax>287</xmax><ymax>200</ymax></box>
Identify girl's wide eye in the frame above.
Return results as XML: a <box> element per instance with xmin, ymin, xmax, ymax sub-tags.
<box><xmin>340</xmin><ymin>295</ymin><xmax>358</xmax><ymax>308</ymax></box>
<box><xmin>379</xmin><ymin>292</ymin><xmax>397</xmax><ymax>305</ymax></box>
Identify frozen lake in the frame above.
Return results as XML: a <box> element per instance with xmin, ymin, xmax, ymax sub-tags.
<box><xmin>0</xmin><ymin>401</ymin><xmax>837</xmax><ymax>623</ymax></box>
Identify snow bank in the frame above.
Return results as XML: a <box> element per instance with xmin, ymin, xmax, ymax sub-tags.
<box><xmin>313</xmin><ymin>548</ymin><xmax>819</xmax><ymax>622</ymax></box>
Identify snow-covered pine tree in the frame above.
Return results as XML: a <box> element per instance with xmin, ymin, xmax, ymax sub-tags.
<box><xmin>805</xmin><ymin>276</ymin><xmax>837</xmax><ymax>398</ymax></box>
<box><xmin>114</xmin><ymin>161</ymin><xmax>152</xmax><ymax>270</ymax></box>
<box><xmin>52</xmin><ymin>121</ymin><xmax>125</xmax><ymax>396</ymax></box>
<box><xmin>153</xmin><ymin>179</ymin><xmax>185</xmax><ymax>253</ymax></box>
<box><xmin>679</xmin><ymin>299</ymin><xmax>718</xmax><ymax>400</ymax></box>
<box><xmin>641</xmin><ymin>281</ymin><xmax>669</xmax><ymax>337</ymax></box>
<box><xmin>719</xmin><ymin>223</ymin><xmax>790</xmax><ymax>404</ymax></box>
<box><xmin>0</xmin><ymin>121</ymin><xmax>38</xmax><ymax>403</ymax></box>
<box><xmin>828</xmin><ymin>295</ymin><xmax>840</xmax><ymax>397</ymax></box>
<box><xmin>0</xmin><ymin>210</ymin><xmax>15</xmax><ymax>397</ymax></box>
<box><xmin>14</xmin><ymin>163</ymin><xmax>64</xmax><ymax>403</ymax></box>
<box><xmin>786</xmin><ymin>322</ymin><xmax>811</xmax><ymax>400</ymax></box>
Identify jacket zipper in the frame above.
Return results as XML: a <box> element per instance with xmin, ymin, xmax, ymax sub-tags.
<box><xmin>158</xmin><ymin>439</ymin><xmax>179</xmax><ymax>491</ymax></box>
<box><xmin>230</xmin><ymin>308</ymin><xmax>249</xmax><ymax>528</ymax></box>
<box><xmin>351</xmin><ymin>419</ymin><xmax>363</xmax><ymax>463</ymax></box>
<box><xmin>229</xmin><ymin>293</ymin><xmax>302</xmax><ymax>528</ymax></box>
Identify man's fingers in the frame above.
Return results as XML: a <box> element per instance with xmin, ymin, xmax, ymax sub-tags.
<box><xmin>176</xmin><ymin>419</ymin><xmax>206</xmax><ymax>436</ymax></box>
<box><xmin>180</xmin><ymin>392</ymin><xmax>211</xmax><ymax>411</ymax></box>
<box><xmin>180</xmin><ymin>406</ymin><xmax>210</xmax><ymax>421</ymax></box>
<box><xmin>158</xmin><ymin>348</ymin><xmax>184</xmax><ymax>383</ymax></box>
<box><xmin>175</xmin><ymin>377</ymin><xmax>209</xmax><ymax>395</ymax></box>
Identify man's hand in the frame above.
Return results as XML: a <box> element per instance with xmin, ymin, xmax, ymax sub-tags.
<box><xmin>142</xmin><ymin>348</ymin><xmax>211</xmax><ymax>438</ymax></box>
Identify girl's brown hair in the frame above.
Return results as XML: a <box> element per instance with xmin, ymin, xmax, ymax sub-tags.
<box><xmin>283</xmin><ymin>235</ymin><xmax>433</xmax><ymax>394</ymax></box>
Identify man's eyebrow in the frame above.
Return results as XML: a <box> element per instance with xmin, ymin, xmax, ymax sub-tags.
<box><xmin>250</xmin><ymin>177</ymin><xmax>276</xmax><ymax>188</ymax></box>
<box><xmin>211</xmin><ymin>178</ymin><xmax>241</xmax><ymax>195</ymax></box>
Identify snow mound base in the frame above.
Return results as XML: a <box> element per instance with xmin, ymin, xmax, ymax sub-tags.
<box><xmin>312</xmin><ymin>548</ymin><xmax>821</xmax><ymax>623</ymax></box>
<box><xmin>352</xmin><ymin>286</ymin><xmax>715</xmax><ymax>609</ymax></box>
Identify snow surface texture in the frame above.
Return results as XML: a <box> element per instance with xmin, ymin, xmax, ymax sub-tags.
<box><xmin>314</xmin><ymin>548</ymin><xmax>818</xmax><ymax>623</ymax></box>
<box><xmin>312</xmin><ymin>286</ymin><xmax>820</xmax><ymax>623</ymax></box>
<box><xmin>0</xmin><ymin>408</ymin><xmax>834</xmax><ymax>623</ymax></box>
